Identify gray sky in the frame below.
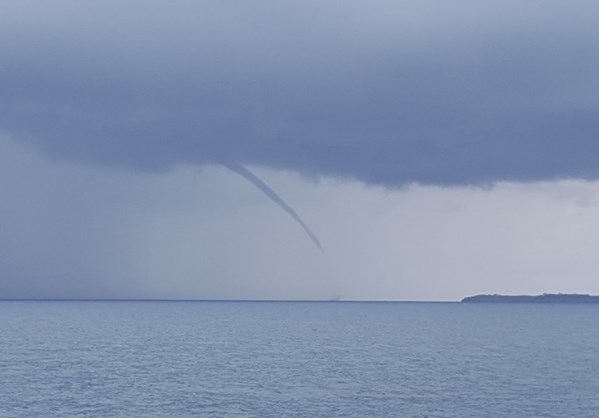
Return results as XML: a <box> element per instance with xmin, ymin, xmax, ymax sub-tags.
<box><xmin>1</xmin><ymin>1</ymin><xmax>599</xmax><ymax>300</ymax></box>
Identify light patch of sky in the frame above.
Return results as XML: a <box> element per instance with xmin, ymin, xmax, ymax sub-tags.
<box><xmin>1</xmin><ymin>133</ymin><xmax>599</xmax><ymax>301</ymax></box>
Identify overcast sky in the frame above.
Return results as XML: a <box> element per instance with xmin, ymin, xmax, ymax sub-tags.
<box><xmin>2</xmin><ymin>1</ymin><xmax>599</xmax><ymax>300</ymax></box>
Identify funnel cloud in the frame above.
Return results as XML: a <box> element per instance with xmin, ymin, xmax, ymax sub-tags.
<box><xmin>223</xmin><ymin>162</ymin><xmax>323</xmax><ymax>252</ymax></box>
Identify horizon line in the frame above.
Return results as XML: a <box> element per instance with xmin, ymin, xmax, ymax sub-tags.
<box><xmin>0</xmin><ymin>298</ymin><xmax>459</xmax><ymax>303</ymax></box>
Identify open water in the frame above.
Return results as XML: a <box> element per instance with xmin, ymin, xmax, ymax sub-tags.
<box><xmin>1</xmin><ymin>301</ymin><xmax>599</xmax><ymax>417</ymax></box>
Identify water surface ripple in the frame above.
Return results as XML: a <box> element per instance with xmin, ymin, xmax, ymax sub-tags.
<box><xmin>1</xmin><ymin>301</ymin><xmax>598</xmax><ymax>417</ymax></box>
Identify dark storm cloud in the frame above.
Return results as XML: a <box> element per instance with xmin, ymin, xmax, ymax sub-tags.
<box><xmin>2</xmin><ymin>0</ymin><xmax>599</xmax><ymax>186</ymax></box>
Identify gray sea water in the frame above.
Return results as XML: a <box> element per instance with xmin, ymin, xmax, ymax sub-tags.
<box><xmin>1</xmin><ymin>301</ymin><xmax>599</xmax><ymax>417</ymax></box>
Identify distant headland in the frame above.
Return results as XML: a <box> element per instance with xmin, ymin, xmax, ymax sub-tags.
<box><xmin>461</xmin><ymin>293</ymin><xmax>599</xmax><ymax>303</ymax></box>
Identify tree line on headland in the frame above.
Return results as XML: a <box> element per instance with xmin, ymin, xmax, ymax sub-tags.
<box><xmin>461</xmin><ymin>294</ymin><xmax>599</xmax><ymax>303</ymax></box>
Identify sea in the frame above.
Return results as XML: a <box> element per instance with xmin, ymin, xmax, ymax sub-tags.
<box><xmin>1</xmin><ymin>301</ymin><xmax>599</xmax><ymax>417</ymax></box>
